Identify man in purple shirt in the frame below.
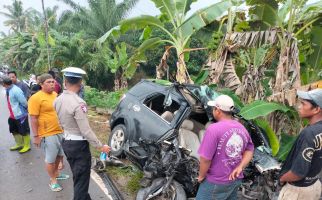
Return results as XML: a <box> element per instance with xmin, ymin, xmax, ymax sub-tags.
<box><xmin>196</xmin><ymin>95</ymin><xmax>254</xmax><ymax>200</ymax></box>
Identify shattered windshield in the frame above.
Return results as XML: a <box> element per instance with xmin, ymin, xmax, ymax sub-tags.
<box><xmin>185</xmin><ymin>85</ymin><xmax>220</xmax><ymax>121</ymax></box>
<box><xmin>186</xmin><ymin>85</ymin><xmax>220</xmax><ymax>107</ymax></box>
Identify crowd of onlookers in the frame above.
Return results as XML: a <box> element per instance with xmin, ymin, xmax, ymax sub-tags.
<box><xmin>0</xmin><ymin>67</ymin><xmax>109</xmax><ymax>199</ymax></box>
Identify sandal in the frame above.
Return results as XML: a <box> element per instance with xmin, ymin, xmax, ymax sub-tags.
<box><xmin>49</xmin><ymin>183</ymin><xmax>63</xmax><ymax>192</ymax></box>
<box><xmin>56</xmin><ymin>173</ymin><xmax>70</xmax><ymax>180</ymax></box>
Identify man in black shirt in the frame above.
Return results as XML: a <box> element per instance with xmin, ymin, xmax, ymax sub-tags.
<box><xmin>279</xmin><ymin>88</ymin><xmax>322</xmax><ymax>200</ymax></box>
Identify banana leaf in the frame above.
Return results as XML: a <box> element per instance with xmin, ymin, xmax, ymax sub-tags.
<box><xmin>151</xmin><ymin>0</ymin><xmax>197</xmax><ymax>19</ymax></box>
<box><xmin>177</xmin><ymin>0</ymin><xmax>232</xmax><ymax>38</ymax></box>
<box><xmin>255</xmin><ymin>119</ymin><xmax>280</xmax><ymax>156</ymax></box>
<box><xmin>97</xmin><ymin>26</ymin><xmax>121</xmax><ymax>44</ymax></box>
<box><xmin>136</xmin><ymin>37</ymin><xmax>165</xmax><ymax>55</ymax></box>
<box><xmin>276</xmin><ymin>133</ymin><xmax>298</xmax><ymax>161</ymax></box>
<box><xmin>120</xmin><ymin>15</ymin><xmax>164</xmax><ymax>33</ymax></box>
<box><xmin>193</xmin><ymin>70</ymin><xmax>209</xmax><ymax>85</ymax></box>
<box><xmin>240</xmin><ymin>100</ymin><xmax>289</xmax><ymax>120</ymax></box>
<box><xmin>139</xmin><ymin>26</ymin><xmax>152</xmax><ymax>41</ymax></box>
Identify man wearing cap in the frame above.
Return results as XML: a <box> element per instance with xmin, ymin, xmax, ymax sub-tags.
<box><xmin>278</xmin><ymin>89</ymin><xmax>322</xmax><ymax>200</ymax></box>
<box><xmin>196</xmin><ymin>95</ymin><xmax>254</xmax><ymax>200</ymax></box>
<box><xmin>1</xmin><ymin>76</ymin><xmax>30</xmax><ymax>153</ymax></box>
<box><xmin>54</xmin><ymin>67</ymin><xmax>110</xmax><ymax>200</ymax></box>
<box><xmin>28</xmin><ymin>74</ymin><xmax>68</xmax><ymax>192</ymax></box>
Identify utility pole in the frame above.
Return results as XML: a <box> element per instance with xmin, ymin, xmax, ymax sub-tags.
<box><xmin>41</xmin><ymin>0</ymin><xmax>51</xmax><ymax>70</ymax></box>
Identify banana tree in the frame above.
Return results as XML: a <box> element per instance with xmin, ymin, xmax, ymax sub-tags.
<box><xmin>99</xmin><ymin>0</ymin><xmax>232</xmax><ymax>83</ymax></box>
<box><xmin>221</xmin><ymin>89</ymin><xmax>292</xmax><ymax>156</ymax></box>
<box><xmin>247</xmin><ymin>0</ymin><xmax>322</xmax><ymax>86</ymax></box>
<box><xmin>106</xmin><ymin>42</ymin><xmax>129</xmax><ymax>91</ymax></box>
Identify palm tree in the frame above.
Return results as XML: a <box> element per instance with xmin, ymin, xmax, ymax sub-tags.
<box><xmin>56</xmin><ymin>0</ymin><xmax>139</xmax><ymax>90</ymax></box>
<box><xmin>0</xmin><ymin>0</ymin><xmax>33</xmax><ymax>33</ymax></box>
<box><xmin>58</xmin><ymin>0</ymin><xmax>139</xmax><ymax>39</ymax></box>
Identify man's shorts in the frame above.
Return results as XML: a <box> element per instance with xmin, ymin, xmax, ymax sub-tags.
<box><xmin>278</xmin><ymin>180</ymin><xmax>321</xmax><ymax>200</ymax></box>
<box><xmin>8</xmin><ymin>117</ymin><xmax>30</xmax><ymax>136</ymax></box>
<box><xmin>41</xmin><ymin>134</ymin><xmax>64</xmax><ymax>163</ymax></box>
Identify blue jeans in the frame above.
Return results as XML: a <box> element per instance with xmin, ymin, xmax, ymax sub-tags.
<box><xmin>196</xmin><ymin>179</ymin><xmax>242</xmax><ymax>200</ymax></box>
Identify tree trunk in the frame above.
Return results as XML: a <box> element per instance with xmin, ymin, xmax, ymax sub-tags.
<box><xmin>156</xmin><ymin>46</ymin><xmax>171</xmax><ymax>80</ymax></box>
<box><xmin>120</xmin><ymin>75</ymin><xmax>128</xmax><ymax>90</ymax></box>
<box><xmin>114</xmin><ymin>69</ymin><xmax>128</xmax><ymax>91</ymax></box>
<box><xmin>41</xmin><ymin>0</ymin><xmax>51</xmax><ymax>70</ymax></box>
<box><xmin>114</xmin><ymin>73</ymin><xmax>120</xmax><ymax>91</ymax></box>
<box><xmin>176</xmin><ymin>52</ymin><xmax>192</xmax><ymax>84</ymax></box>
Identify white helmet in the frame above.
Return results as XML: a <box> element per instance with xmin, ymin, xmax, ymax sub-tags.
<box><xmin>61</xmin><ymin>67</ymin><xmax>86</xmax><ymax>78</ymax></box>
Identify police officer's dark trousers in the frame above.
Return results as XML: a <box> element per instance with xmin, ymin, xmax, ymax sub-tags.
<box><xmin>62</xmin><ymin>140</ymin><xmax>92</xmax><ymax>200</ymax></box>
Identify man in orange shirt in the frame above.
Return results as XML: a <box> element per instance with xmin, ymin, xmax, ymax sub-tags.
<box><xmin>28</xmin><ymin>74</ymin><xmax>68</xmax><ymax>192</ymax></box>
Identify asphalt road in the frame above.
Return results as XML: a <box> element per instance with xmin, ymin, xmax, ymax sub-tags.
<box><xmin>0</xmin><ymin>87</ymin><xmax>111</xmax><ymax>200</ymax></box>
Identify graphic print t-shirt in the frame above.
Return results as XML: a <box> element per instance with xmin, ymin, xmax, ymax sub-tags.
<box><xmin>280</xmin><ymin>121</ymin><xmax>322</xmax><ymax>187</ymax></box>
<box><xmin>198</xmin><ymin>119</ymin><xmax>254</xmax><ymax>184</ymax></box>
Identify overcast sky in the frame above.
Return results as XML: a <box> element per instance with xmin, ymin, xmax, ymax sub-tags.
<box><xmin>0</xmin><ymin>0</ymin><xmax>319</xmax><ymax>34</ymax></box>
<box><xmin>0</xmin><ymin>0</ymin><xmax>220</xmax><ymax>34</ymax></box>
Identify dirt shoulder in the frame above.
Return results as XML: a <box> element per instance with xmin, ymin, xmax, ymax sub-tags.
<box><xmin>88</xmin><ymin>106</ymin><xmax>141</xmax><ymax>200</ymax></box>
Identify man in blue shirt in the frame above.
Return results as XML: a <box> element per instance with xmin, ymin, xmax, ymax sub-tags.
<box><xmin>1</xmin><ymin>76</ymin><xmax>30</xmax><ymax>153</ymax></box>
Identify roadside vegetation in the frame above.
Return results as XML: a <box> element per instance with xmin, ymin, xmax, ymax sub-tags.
<box><xmin>84</xmin><ymin>86</ymin><xmax>126</xmax><ymax>109</ymax></box>
<box><xmin>0</xmin><ymin>0</ymin><xmax>321</xmax><ymax>198</ymax></box>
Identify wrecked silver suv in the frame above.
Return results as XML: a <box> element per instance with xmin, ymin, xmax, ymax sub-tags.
<box><xmin>109</xmin><ymin>80</ymin><xmax>281</xmax><ymax>199</ymax></box>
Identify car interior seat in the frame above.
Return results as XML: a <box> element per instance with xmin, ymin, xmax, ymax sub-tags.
<box><xmin>160</xmin><ymin>111</ymin><xmax>174</xmax><ymax>122</ymax></box>
<box><xmin>178</xmin><ymin>119</ymin><xmax>200</xmax><ymax>159</ymax></box>
<box><xmin>190</xmin><ymin>119</ymin><xmax>205</xmax><ymax>135</ymax></box>
<box><xmin>198</xmin><ymin>121</ymin><xmax>212</xmax><ymax>142</ymax></box>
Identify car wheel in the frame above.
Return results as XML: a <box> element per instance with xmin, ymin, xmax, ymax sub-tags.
<box><xmin>108</xmin><ymin>124</ymin><xmax>127</xmax><ymax>157</ymax></box>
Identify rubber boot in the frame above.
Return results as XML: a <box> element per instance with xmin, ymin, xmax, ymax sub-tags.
<box><xmin>19</xmin><ymin>135</ymin><xmax>31</xmax><ymax>153</ymax></box>
<box><xmin>10</xmin><ymin>134</ymin><xmax>23</xmax><ymax>151</ymax></box>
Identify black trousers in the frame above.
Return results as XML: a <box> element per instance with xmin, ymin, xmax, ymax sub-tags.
<box><xmin>62</xmin><ymin>140</ymin><xmax>92</xmax><ymax>200</ymax></box>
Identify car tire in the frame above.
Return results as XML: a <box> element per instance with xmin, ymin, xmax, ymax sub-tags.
<box><xmin>108</xmin><ymin>124</ymin><xmax>127</xmax><ymax>157</ymax></box>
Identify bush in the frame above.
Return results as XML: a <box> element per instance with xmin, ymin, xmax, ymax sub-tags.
<box><xmin>84</xmin><ymin>86</ymin><xmax>126</xmax><ymax>109</ymax></box>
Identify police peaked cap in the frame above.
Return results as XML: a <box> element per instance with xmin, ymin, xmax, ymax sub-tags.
<box><xmin>61</xmin><ymin>67</ymin><xmax>86</xmax><ymax>78</ymax></box>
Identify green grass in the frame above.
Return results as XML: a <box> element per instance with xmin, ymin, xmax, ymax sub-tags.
<box><xmin>107</xmin><ymin>166</ymin><xmax>143</xmax><ymax>194</ymax></box>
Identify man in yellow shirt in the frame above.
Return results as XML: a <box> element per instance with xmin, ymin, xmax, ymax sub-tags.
<box><xmin>28</xmin><ymin>74</ymin><xmax>68</xmax><ymax>192</ymax></box>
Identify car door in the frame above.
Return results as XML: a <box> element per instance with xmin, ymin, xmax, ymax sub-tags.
<box><xmin>129</xmin><ymin>92</ymin><xmax>179</xmax><ymax>143</ymax></box>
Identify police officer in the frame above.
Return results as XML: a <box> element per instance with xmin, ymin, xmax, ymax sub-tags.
<box><xmin>54</xmin><ymin>67</ymin><xmax>110</xmax><ymax>200</ymax></box>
